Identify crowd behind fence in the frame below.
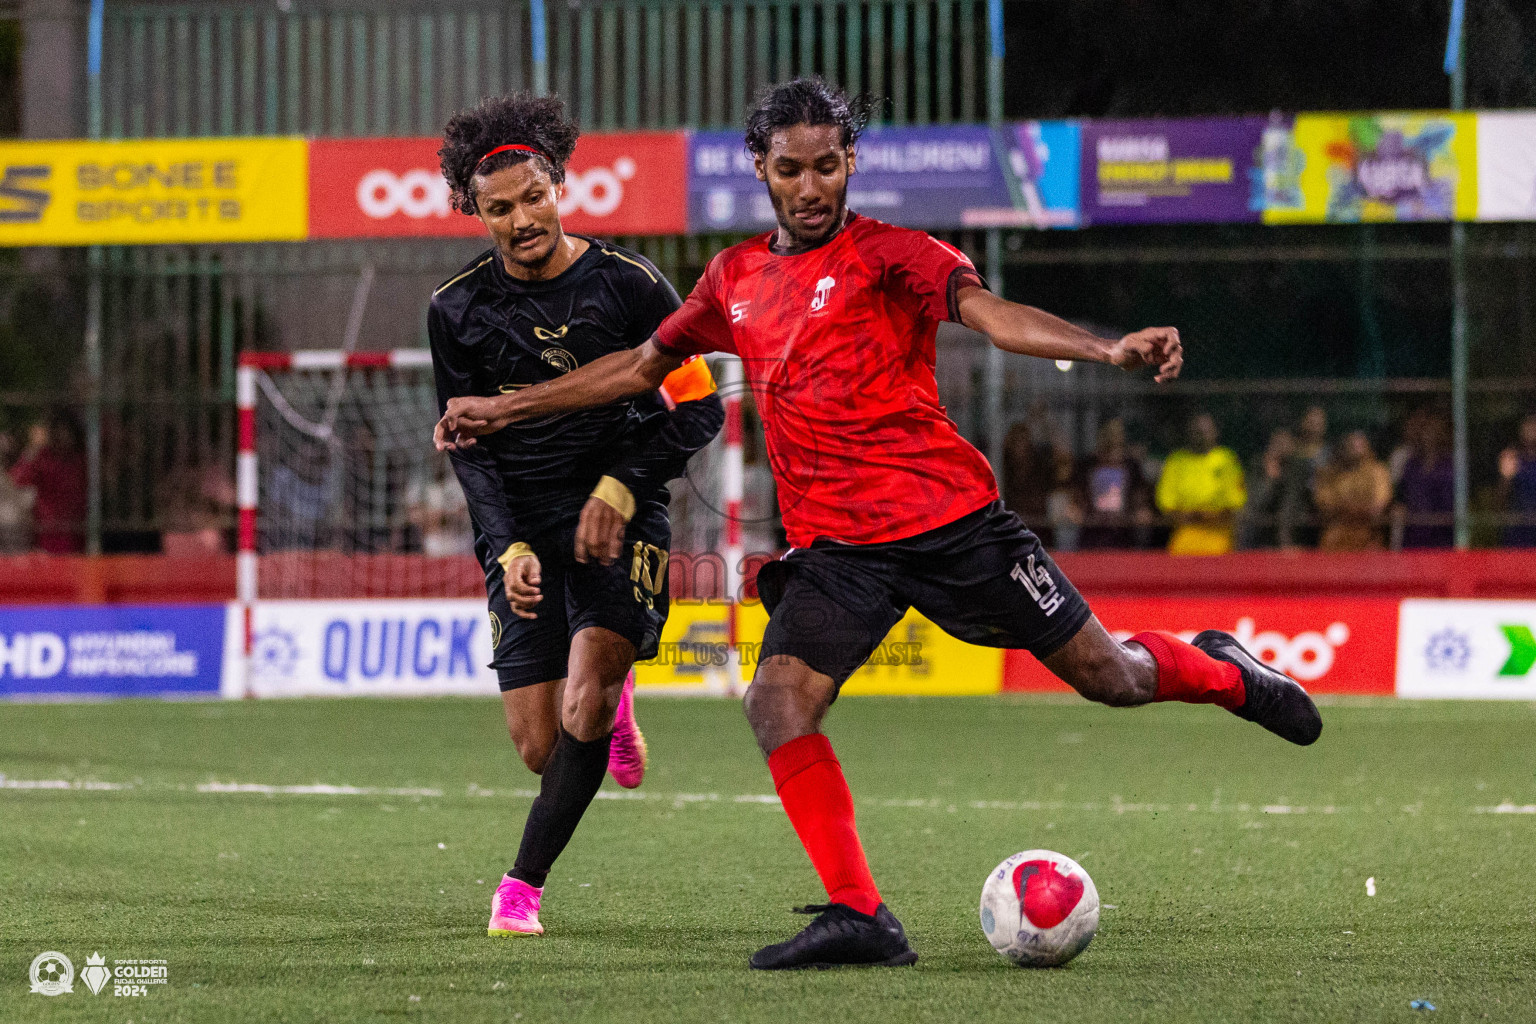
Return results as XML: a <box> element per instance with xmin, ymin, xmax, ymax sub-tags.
<box><xmin>998</xmin><ymin>401</ymin><xmax>1536</xmax><ymax>556</ymax></box>
<box><xmin>6</xmin><ymin>357</ymin><xmax>1536</xmax><ymax>558</ymax></box>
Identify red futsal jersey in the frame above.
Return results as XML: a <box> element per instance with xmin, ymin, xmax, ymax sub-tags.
<box><xmin>654</xmin><ymin>213</ymin><xmax>999</xmax><ymax>547</ymax></box>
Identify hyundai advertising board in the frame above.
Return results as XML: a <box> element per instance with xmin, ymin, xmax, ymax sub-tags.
<box><xmin>0</xmin><ymin>605</ymin><xmax>226</xmax><ymax>700</ymax></box>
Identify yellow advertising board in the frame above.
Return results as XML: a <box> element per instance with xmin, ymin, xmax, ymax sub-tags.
<box><xmin>0</xmin><ymin>138</ymin><xmax>307</xmax><ymax>246</ymax></box>
<box><xmin>634</xmin><ymin>600</ymin><xmax>1003</xmax><ymax>696</ymax></box>
<box><xmin>1263</xmin><ymin>112</ymin><xmax>1477</xmax><ymax>224</ymax></box>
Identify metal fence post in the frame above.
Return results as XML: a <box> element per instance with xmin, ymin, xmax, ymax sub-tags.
<box><xmin>1448</xmin><ymin>0</ymin><xmax>1470</xmax><ymax>549</ymax></box>
<box><xmin>85</xmin><ymin>0</ymin><xmax>104</xmax><ymax>556</ymax></box>
<box><xmin>983</xmin><ymin>0</ymin><xmax>1005</xmax><ymax>473</ymax></box>
<box><xmin>530</xmin><ymin>0</ymin><xmax>548</xmax><ymax>96</ymax></box>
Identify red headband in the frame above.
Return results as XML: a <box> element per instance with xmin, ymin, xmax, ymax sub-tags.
<box><xmin>475</xmin><ymin>143</ymin><xmax>552</xmax><ymax>170</ymax></box>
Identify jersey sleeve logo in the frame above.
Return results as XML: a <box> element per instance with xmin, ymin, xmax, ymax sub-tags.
<box><xmin>730</xmin><ymin>300</ymin><xmax>751</xmax><ymax>323</ymax></box>
<box><xmin>808</xmin><ymin>276</ymin><xmax>837</xmax><ymax>315</ymax></box>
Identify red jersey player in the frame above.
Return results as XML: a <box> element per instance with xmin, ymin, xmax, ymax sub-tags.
<box><xmin>437</xmin><ymin>78</ymin><xmax>1322</xmax><ymax>970</ymax></box>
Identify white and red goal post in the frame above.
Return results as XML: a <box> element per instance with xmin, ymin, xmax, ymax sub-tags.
<box><xmin>235</xmin><ymin>349</ymin><xmax>745</xmax><ymax>698</ymax></box>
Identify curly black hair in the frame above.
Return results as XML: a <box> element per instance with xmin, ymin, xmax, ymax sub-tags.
<box><xmin>743</xmin><ymin>77</ymin><xmax>872</xmax><ymax>157</ymax></box>
<box><xmin>439</xmin><ymin>94</ymin><xmax>581</xmax><ymax>215</ymax></box>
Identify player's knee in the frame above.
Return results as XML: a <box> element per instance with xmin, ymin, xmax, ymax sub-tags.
<box><xmin>743</xmin><ymin>658</ymin><xmax>832</xmax><ymax>750</ymax></box>
<box><xmin>562</xmin><ymin>676</ymin><xmax>621</xmax><ymax>742</ymax></box>
<box><xmin>743</xmin><ymin>662</ymin><xmax>807</xmax><ymax>720</ymax></box>
<box><xmin>509</xmin><ymin>727</ymin><xmax>557</xmax><ymax>773</ymax></box>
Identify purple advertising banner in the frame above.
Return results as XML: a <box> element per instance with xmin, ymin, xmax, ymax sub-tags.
<box><xmin>1080</xmin><ymin>117</ymin><xmax>1266</xmax><ymax>226</ymax></box>
<box><xmin>689</xmin><ymin>125</ymin><xmax>1021</xmax><ymax>232</ymax></box>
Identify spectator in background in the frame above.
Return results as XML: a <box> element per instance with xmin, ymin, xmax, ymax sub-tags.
<box><xmin>1388</xmin><ymin>406</ymin><xmax>1431</xmax><ymax>488</ymax></box>
<box><xmin>1239</xmin><ymin>427</ymin><xmax>1295</xmax><ymax>549</ymax></box>
<box><xmin>1296</xmin><ymin>405</ymin><xmax>1331</xmax><ymax>479</ymax></box>
<box><xmin>1155</xmin><ymin>412</ymin><xmax>1246</xmax><ymax>555</ymax></box>
<box><xmin>1393</xmin><ymin>411</ymin><xmax>1454</xmax><ymax>549</ymax></box>
<box><xmin>1125</xmin><ymin>437</ymin><xmax>1164</xmax><ymax>549</ymax></box>
<box><xmin>1002</xmin><ymin>419</ymin><xmax>1049</xmax><ymax>530</ymax></box>
<box><xmin>405</xmin><ymin>463</ymin><xmax>474</xmax><ymax>558</ymax></box>
<box><xmin>1314</xmin><ymin>430</ymin><xmax>1392</xmax><ymax>551</ymax></box>
<box><xmin>1044</xmin><ymin>440</ymin><xmax>1084</xmax><ymax>552</ymax></box>
<box><xmin>1497</xmin><ymin>412</ymin><xmax>1536</xmax><ymax>548</ymax></box>
<box><xmin>0</xmin><ymin>429</ymin><xmax>36</xmax><ymax>552</ymax></box>
<box><xmin>8</xmin><ymin>415</ymin><xmax>86</xmax><ymax>554</ymax></box>
<box><xmin>159</xmin><ymin>462</ymin><xmax>236</xmax><ymax>557</ymax></box>
<box><xmin>1078</xmin><ymin>418</ymin><xmax>1152</xmax><ymax>549</ymax></box>
<box><xmin>1290</xmin><ymin>405</ymin><xmax>1330</xmax><ymax>546</ymax></box>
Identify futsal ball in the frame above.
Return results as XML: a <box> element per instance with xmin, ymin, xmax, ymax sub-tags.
<box><xmin>979</xmin><ymin>849</ymin><xmax>1100</xmax><ymax>967</ymax></box>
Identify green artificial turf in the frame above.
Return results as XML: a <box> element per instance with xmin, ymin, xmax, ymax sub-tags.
<box><xmin>1</xmin><ymin>695</ymin><xmax>1534</xmax><ymax>1023</ymax></box>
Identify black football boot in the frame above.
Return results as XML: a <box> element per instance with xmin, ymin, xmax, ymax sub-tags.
<box><xmin>1192</xmin><ymin>629</ymin><xmax>1324</xmax><ymax>746</ymax></box>
<box><xmin>748</xmin><ymin>903</ymin><xmax>918</xmax><ymax>970</ymax></box>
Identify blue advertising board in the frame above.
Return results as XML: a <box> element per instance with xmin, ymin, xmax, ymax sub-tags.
<box><xmin>689</xmin><ymin>124</ymin><xmax>1079</xmax><ymax>232</ymax></box>
<box><xmin>0</xmin><ymin>604</ymin><xmax>226</xmax><ymax>699</ymax></box>
<box><xmin>960</xmin><ymin>121</ymin><xmax>1081</xmax><ymax>228</ymax></box>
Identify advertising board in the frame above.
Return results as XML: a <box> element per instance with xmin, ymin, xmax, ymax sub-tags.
<box><xmin>0</xmin><ymin>138</ymin><xmax>307</xmax><ymax>246</ymax></box>
<box><xmin>0</xmin><ymin>604</ymin><xmax>226</xmax><ymax>699</ymax></box>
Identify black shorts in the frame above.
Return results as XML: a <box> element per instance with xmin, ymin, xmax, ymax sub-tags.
<box><xmin>756</xmin><ymin>500</ymin><xmax>1091</xmax><ymax>690</ymax></box>
<box><xmin>487</xmin><ymin>503</ymin><xmax>671</xmax><ymax>691</ymax></box>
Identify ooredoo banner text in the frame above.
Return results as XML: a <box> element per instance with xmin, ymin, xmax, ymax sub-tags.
<box><xmin>1002</xmin><ymin>597</ymin><xmax>1400</xmax><ymax>696</ymax></box>
<box><xmin>307</xmin><ymin>132</ymin><xmax>688</xmax><ymax>239</ymax></box>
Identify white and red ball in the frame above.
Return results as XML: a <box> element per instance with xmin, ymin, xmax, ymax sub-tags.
<box><xmin>979</xmin><ymin>850</ymin><xmax>1099</xmax><ymax>967</ymax></box>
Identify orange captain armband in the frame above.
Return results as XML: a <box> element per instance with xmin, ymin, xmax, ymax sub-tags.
<box><xmin>657</xmin><ymin>355</ymin><xmax>717</xmax><ymax>410</ymax></box>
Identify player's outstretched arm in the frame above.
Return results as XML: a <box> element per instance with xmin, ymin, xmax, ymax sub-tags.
<box><xmin>434</xmin><ymin>338</ymin><xmax>685</xmax><ymax>450</ymax></box>
<box><xmin>955</xmin><ymin>285</ymin><xmax>1183</xmax><ymax>383</ymax></box>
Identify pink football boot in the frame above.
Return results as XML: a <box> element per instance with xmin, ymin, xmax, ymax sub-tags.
<box><xmin>488</xmin><ymin>875</ymin><xmax>544</xmax><ymax>937</ymax></box>
<box><xmin>608</xmin><ymin>670</ymin><xmax>648</xmax><ymax>789</ymax></box>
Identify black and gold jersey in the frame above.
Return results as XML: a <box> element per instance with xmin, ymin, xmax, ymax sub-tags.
<box><xmin>428</xmin><ymin>236</ymin><xmax>723</xmax><ymax>579</ymax></box>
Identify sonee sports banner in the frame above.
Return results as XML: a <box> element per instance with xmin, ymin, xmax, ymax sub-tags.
<box><xmin>0</xmin><ymin>138</ymin><xmax>308</xmax><ymax>246</ymax></box>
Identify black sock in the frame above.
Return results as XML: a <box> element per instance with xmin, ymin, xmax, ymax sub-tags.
<box><xmin>509</xmin><ymin>727</ymin><xmax>612</xmax><ymax>888</ymax></box>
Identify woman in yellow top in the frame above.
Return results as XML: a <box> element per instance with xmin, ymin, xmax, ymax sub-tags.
<box><xmin>1155</xmin><ymin>413</ymin><xmax>1247</xmax><ymax>555</ymax></box>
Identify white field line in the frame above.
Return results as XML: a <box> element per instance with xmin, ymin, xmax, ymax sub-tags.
<box><xmin>5</xmin><ymin>775</ymin><xmax>1535</xmax><ymax>817</ymax></box>
<box><xmin>0</xmin><ymin>777</ymin><xmax>131</xmax><ymax>791</ymax></box>
<box><xmin>195</xmin><ymin>782</ymin><xmax>444</xmax><ymax>797</ymax></box>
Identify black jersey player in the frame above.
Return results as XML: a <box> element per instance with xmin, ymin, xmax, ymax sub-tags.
<box><xmin>430</xmin><ymin>94</ymin><xmax>723</xmax><ymax>936</ymax></box>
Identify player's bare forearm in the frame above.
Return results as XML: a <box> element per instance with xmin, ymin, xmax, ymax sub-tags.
<box><xmin>958</xmin><ymin>287</ymin><xmax>1112</xmax><ymax>362</ymax></box>
<box><xmin>955</xmin><ymin>286</ymin><xmax>1184</xmax><ymax>383</ymax></box>
<box><xmin>436</xmin><ymin>339</ymin><xmax>683</xmax><ymax>449</ymax></box>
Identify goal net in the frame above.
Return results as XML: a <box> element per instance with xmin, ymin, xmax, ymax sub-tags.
<box><xmin>239</xmin><ymin>351</ymin><xmax>479</xmax><ymax>601</ymax></box>
<box><xmin>235</xmin><ymin>350</ymin><xmax>741</xmax><ymax>696</ymax></box>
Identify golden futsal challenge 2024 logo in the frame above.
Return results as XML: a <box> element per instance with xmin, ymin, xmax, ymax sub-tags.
<box><xmin>29</xmin><ymin>950</ymin><xmax>167</xmax><ymax>997</ymax></box>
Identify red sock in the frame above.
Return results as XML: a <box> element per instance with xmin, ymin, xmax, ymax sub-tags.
<box><xmin>766</xmin><ymin>734</ymin><xmax>882</xmax><ymax>917</ymax></box>
<box><xmin>1130</xmin><ymin>631</ymin><xmax>1246</xmax><ymax>709</ymax></box>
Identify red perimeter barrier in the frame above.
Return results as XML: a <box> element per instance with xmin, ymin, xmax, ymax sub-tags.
<box><xmin>1</xmin><ymin>549</ymin><xmax>1533</xmax><ymax>606</ymax></box>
